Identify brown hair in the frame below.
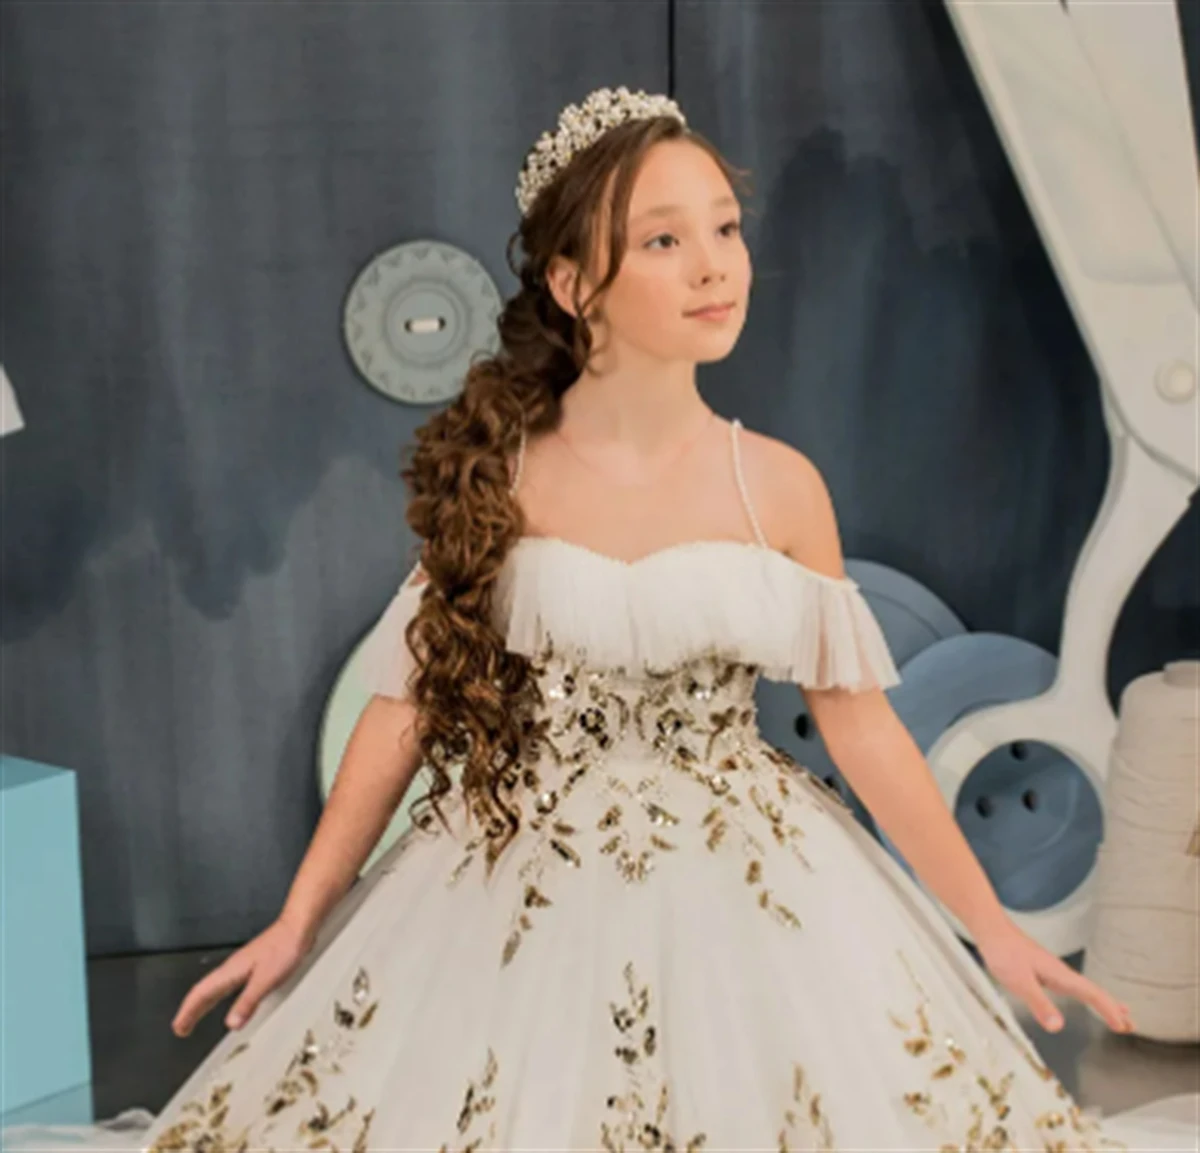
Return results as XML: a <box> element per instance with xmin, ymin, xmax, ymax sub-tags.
<box><xmin>397</xmin><ymin>114</ymin><xmax>752</xmax><ymax>866</ymax></box>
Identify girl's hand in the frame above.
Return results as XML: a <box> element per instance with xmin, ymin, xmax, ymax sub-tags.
<box><xmin>171</xmin><ymin>916</ymin><xmax>316</xmax><ymax>1038</ymax></box>
<box><xmin>975</xmin><ymin>923</ymin><xmax>1134</xmax><ymax>1035</ymax></box>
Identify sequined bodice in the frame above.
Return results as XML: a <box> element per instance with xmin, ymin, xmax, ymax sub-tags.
<box><xmin>528</xmin><ymin>644</ymin><xmax>762</xmax><ymax>767</ymax></box>
<box><xmin>437</xmin><ymin>637</ymin><xmax>844</xmax><ymax>927</ymax></box>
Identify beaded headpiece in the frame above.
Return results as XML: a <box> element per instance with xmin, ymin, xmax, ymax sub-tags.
<box><xmin>515</xmin><ymin>86</ymin><xmax>688</xmax><ymax>218</ymax></box>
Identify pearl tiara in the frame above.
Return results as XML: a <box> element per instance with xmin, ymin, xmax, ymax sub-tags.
<box><xmin>515</xmin><ymin>86</ymin><xmax>688</xmax><ymax>218</ymax></box>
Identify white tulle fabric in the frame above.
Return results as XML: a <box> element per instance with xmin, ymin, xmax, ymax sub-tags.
<box><xmin>5</xmin><ymin>539</ymin><xmax>1198</xmax><ymax>1153</ymax></box>
<box><xmin>499</xmin><ymin>537</ymin><xmax>903</xmax><ymax>689</ymax></box>
<box><xmin>359</xmin><ymin>536</ymin><xmax>903</xmax><ymax>702</ymax></box>
<box><xmin>355</xmin><ymin>557</ymin><xmax>430</xmax><ymax>699</ymax></box>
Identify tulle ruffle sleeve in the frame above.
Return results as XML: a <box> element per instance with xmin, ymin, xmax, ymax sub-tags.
<box><xmin>357</xmin><ymin>560</ymin><xmax>430</xmax><ymax>701</ymax></box>
<box><xmin>774</xmin><ymin>571</ymin><xmax>901</xmax><ymax>691</ymax></box>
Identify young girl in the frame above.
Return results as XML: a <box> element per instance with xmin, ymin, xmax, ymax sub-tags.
<box><xmin>7</xmin><ymin>86</ymin><xmax>1196</xmax><ymax>1153</ymax></box>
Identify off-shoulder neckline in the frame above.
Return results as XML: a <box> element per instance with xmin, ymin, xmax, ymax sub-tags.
<box><xmin>511</xmin><ymin>534</ymin><xmax>856</xmax><ymax>587</ymax></box>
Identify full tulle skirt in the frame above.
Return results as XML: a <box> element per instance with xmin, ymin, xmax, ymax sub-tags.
<box><xmin>5</xmin><ymin>750</ymin><xmax>1197</xmax><ymax>1152</ymax></box>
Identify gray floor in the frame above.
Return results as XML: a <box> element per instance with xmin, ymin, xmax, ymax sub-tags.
<box><xmin>85</xmin><ymin>946</ymin><xmax>1198</xmax><ymax>1123</ymax></box>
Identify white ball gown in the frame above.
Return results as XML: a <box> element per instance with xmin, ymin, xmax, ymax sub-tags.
<box><xmin>5</xmin><ymin>531</ymin><xmax>1197</xmax><ymax>1152</ymax></box>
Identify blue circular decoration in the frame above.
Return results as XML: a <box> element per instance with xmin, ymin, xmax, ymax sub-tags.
<box><xmin>880</xmin><ymin>632</ymin><xmax>1104</xmax><ymax>915</ymax></box>
<box><xmin>953</xmin><ymin>740</ymin><xmax>1103</xmax><ymax>911</ymax></box>
<box><xmin>343</xmin><ymin>241</ymin><xmax>502</xmax><ymax>405</ymax></box>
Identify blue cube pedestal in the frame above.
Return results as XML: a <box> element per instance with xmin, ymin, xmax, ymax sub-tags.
<box><xmin>0</xmin><ymin>755</ymin><xmax>94</xmax><ymax>1128</ymax></box>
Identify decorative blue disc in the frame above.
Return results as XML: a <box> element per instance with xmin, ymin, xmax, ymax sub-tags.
<box><xmin>343</xmin><ymin>241</ymin><xmax>502</xmax><ymax>405</ymax></box>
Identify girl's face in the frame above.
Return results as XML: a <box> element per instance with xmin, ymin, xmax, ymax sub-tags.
<box><xmin>550</xmin><ymin>139</ymin><xmax>752</xmax><ymax>369</ymax></box>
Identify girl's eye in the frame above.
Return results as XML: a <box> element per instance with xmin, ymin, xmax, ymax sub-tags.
<box><xmin>644</xmin><ymin>220</ymin><xmax>742</xmax><ymax>250</ymax></box>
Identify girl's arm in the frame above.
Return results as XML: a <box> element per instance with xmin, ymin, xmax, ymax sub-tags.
<box><xmin>810</xmin><ymin>687</ymin><xmax>1012</xmax><ymax>945</ymax></box>
<box><xmin>768</xmin><ymin>444</ymin><xmax>1012</xmax><ymax>945</ymax></box>
<box><xmin>277</xmin><ymin>694</ymin><xmax>424</xmax><ymax>944</ymax></box>
<box><xmin>768</xmin><ymin>443</ymin><xmax>1133</xmax><ymax>1037</ymax></box>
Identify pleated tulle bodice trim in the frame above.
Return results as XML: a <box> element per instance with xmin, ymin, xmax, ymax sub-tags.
<box><xmin>497</xmin><ymin>536</ymin><xmax>899</xmax><ymax>688</ymax></box>
<box><xmin>360</xmin><ymin>536</ymin><xmax>901</xmax><ymax>702</ymax></box>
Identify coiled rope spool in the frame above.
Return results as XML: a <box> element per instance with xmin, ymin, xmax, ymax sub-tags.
<box><xmin>1083</xmin><ymin>660</ymin><xmax>1200</xmax><ymax>1043</ymax></box>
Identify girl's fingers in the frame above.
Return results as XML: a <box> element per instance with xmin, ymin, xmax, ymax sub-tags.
<box><xmin>226</xmin><ymin>969</ymin><xmax>274</xmax><ymax>1029</ymax></box>
<box><xmin>173</xmin><ymin>953</ymin><xmax>251</xmax><ymax>1036</ymax></box>
<box><xmin>1020</xmin><ymin>981</ymin><xmax>1064</xmax><ymax>1032</ymax></box>
<box><xmin>1039</xmin><ymin>956</ymin><xmax>1134</xmax><ymax>1033</ymax></box>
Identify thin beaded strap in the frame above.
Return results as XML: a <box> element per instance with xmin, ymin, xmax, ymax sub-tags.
<box><xmin>730</xmin><ymin>418</ymin><xmax>769</xmax><ymax>547</ymax></box>
<box><xmin>509</xmin><ymin>423</ymin><xmax>527</xmax><ymax>496</ymax></box>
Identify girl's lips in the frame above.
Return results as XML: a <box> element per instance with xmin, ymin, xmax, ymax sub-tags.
<box><xmin>687</xmin><ymin>303</ymin><xmax>735</xmax><ymax>320</ymax></box>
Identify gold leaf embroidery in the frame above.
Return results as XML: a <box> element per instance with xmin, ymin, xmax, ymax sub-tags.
<box><xmin>483</xmin><ymin>647</ymin><xmax>827</xmax><ymax>968</ymax></box>
<box><xmin>892</xmin><ymin>949</ymin><xmax>1129</xmax><ymax>1152</ymax></box>
<box><xmin>438</xmin><ymin>1047</ymin><xmax>500</xmax><ymax>1153</ymax></box>
<box><xmin>147</xmin><ymin>966</ymin><xmax>381</xmax><ymax>1153</ymax></box>
<box><xmin>600</xmin><ymin>961</ymin><xmax>708</xmax><ymax>1152</ymax></box>
<box><xmin>778</xmin><ymin>1062</ymin><xmax>837</xmax><ymax>1151</ymax></box>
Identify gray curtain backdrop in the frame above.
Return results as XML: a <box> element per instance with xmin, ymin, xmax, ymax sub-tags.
<box><xmin>3</xmin><ymin>0</ymin><xmax>1197</xmax><ymax>955</ymax></box>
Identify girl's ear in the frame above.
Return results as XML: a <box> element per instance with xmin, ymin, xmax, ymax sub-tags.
<box><xmin>547</xmin><ymin>255</ymin><xmax>604</xmax><ymax>323</ymax></box>
<box><xmin>546</xmin><ymin>255</ymin><xmax>581</xmax><ymax>317</ymax></box>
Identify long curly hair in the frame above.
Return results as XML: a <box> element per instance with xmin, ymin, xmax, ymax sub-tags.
<box><xmin>397</xmin><ymin>113</ymin><xmax>751</xmax><ymax>863</ymax></box>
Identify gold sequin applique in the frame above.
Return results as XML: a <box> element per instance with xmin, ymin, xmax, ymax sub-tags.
<box><xmin>956</xmin><ymin>971</ymin><xmax>1129</xmax><ymax>1152</ymax></box>
<box><xmin>600</xmin><ymin>961</ymin><xmax>708</xmax><ymax>1153</ymax></box>
<box><xmin>146</xmin><ymin>1081</ymin><xmax>253</xmax><ymax>1153</ymax></box>
<box><xmin>145</xmin><ymin>1032</ymin><xmax>259</xmax><ymax>1151</ymax></box>
<box><xmin>891</xmin><ymin>949</ymin><xmax>1127</xmax><ymax>1152</ymax></box>
<box><xmin>778</xmin><ymin>1063</ymin><xmax>837</xmax><ymax>1152</ymax></box>
<box><xmin>453</xmin><ymin>644</ymin><xmax>854</xmax><ymax>968</ymax></box>
<box><xmin>147</xmin><ymin>966</ymin><xmax>379</xmax><ymax>1153</ymax></box>
<box><xmin>470</xmin><ymin>647</ymin><xmax>633</xmax><ymax>967</ymax></box>
<box><xmin>438</xmin><ymin>1048</ymin><xmax>500</xmax><ymax>1153</ymax></box>
<box><xmin>632</xmin><ymin>657</ymin><xmax>814</xmax><ymax>929</ymax></box>
<box><xmin>595</xmin><ymin>789</ymin><xmax>681</xmax><ymax>885</ymax></box>
<box><xmin>508</xmin><ymin>648</ymin><xmax>837</xmax><ymax>962</ymax></box>
<box><xmin>257</xmin><ymin>965</ymin><xmax>379</xmax><ymax>1151</ymax></box>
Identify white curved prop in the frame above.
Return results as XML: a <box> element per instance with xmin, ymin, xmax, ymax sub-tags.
<box><xmin>935</xmin><ymin>0</ymin><xmax>1198</xmax><ymax>956</ymax></box>
<box><xmin>0</xmin><ymin>365</ymin><xmax>24</xmax><ymax>437</ymax></box>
